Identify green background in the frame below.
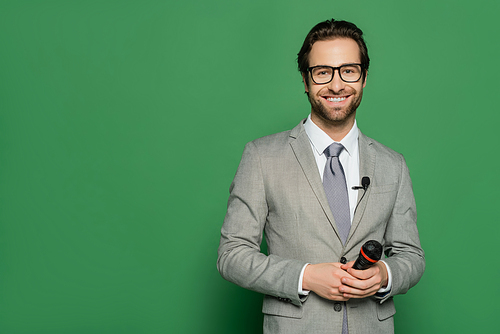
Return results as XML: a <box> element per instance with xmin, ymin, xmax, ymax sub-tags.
<box><xmin>0</xmin><ymin>0</ymin><xmax>498</xmax><ymax>333</ymax></box>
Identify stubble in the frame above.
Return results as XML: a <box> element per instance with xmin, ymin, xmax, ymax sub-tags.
<box><xmin>307</xmin><ymin>88</ymin><xmax>363</xmax><ymax>126</ymax></box>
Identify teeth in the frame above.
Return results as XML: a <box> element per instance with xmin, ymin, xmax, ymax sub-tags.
<box><xmin>327</xmin><ymin>97</ymin><xmax>346</xmax><ymax>102</ymax></box>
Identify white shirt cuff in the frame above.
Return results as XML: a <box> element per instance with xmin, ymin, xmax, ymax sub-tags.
<box><xmin>298</xmin><ymin>263</ymin><xmax>310</xmax><ymax>295</ymax></box>
<box><xmin>377</xmin><ymin>260</ymin><xmax>392</xmax><ymax>294</ymax></box>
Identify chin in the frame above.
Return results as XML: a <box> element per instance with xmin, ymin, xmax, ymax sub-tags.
<box><xmin>308</xmin><ymin>93</ymin><xmax>360</xmax><ymax>125</ymax></box>
<box><xmin>314</xmin><ymin>104</ymin><xmax>355</xmax><ymax>124</ymax></box>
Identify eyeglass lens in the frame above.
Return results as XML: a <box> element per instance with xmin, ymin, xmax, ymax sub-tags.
<box><xmin>311</xmin><ymin>65</ymin><xmax>362</xmax><ymax>84</ymax></box>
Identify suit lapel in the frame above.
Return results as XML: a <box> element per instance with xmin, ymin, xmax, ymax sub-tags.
<box><xmin>289</xmin><ymin>121</ymin><xmax>342</xmax><ymax>242</ymax></box>
<box><xmin>346</xmin><ymin>131</ymin><xmax>375</xmax><ymax>245</ymax></box>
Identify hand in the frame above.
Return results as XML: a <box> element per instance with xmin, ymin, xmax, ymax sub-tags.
<box><xmin>302</xmin><ymin>263</ymin><xmax>355</xmax><ymax>301</ymax></box>
<box><xmin>338</xmin><ymin>261</ymin><xmax>388</xmax><ymax>299</ymax></box>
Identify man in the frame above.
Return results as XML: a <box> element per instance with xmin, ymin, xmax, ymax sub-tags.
<box><xmin>217</xmin><ymin>19</ymin><xmax>424</xmax><ymax>334</ymax></box>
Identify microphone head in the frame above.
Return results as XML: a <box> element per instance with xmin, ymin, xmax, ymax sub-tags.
<box><xmin>352</xmin><ymin>240</ymin><xmax>383</xmax><ymax>270</ymax></box>
<box><xmin>362</xmin><ymin>240</ymin><xmax>382</xmax><ymax>261</ymax></box>
<box><xmin>361</xmin><ymin>177</ymin><xmax>370</xmax><ymax>188</ymax></box>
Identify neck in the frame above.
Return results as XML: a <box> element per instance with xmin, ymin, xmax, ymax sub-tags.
<box><xmin>310</xmin><ymin>113</ymin><xmax>356</xmax><ymax>142</ymax></box>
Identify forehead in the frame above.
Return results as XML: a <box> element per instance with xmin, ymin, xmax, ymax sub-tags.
<box><xmin>308</xmin><ymin>38</ymin><xmax>361</xmax><ymax>67</ymax></box>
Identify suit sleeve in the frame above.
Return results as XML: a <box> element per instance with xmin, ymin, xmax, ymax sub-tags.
<box><xmin>380</xmin><ymin>154</ymin><xmax>425</xmax><ymax>302</ymax></box>
<box><xmin>217</xmin><ymin>141</ymin><xmax>307</xmax><ymax>306</ymax></box>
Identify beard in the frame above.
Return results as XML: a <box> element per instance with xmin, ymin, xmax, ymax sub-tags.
<box><xmin>307</xmin><ymin>87</ymin><xmax>363</xmax><ymax>124</ymax></box>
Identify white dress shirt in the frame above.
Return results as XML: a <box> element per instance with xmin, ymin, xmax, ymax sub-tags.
<box><xmin>297</xmin><ymin>115</ymin><xmax>392</xmax><ymax>297</ymax></box>
<box><xmin>303</xmin><ymin>114</ymin><xmax>360</xmax><ymax>221</ymax></box>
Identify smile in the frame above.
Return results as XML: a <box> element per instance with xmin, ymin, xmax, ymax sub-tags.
<box><xmin>325</xmin><ymin>96</ymin><xmax>347</xmax><ymax>102</ymax></box>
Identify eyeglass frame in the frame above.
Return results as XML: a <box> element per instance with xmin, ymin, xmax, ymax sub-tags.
<box><xmin>306</xmin><ymin>63</ymin><xmax>366</xmax><ymax>84</ymax></box>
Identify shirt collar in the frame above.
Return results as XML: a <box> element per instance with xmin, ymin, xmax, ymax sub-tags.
<box><xmin>303</xmin><ymin>114</ymin><xmax>359</xmax><ymax>157</ymax></box>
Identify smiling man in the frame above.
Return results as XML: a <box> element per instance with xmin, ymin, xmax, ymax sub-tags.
<box><xmin>217</xmin><ymin>19</ymin><xmax>425</xmax><ymax>334</ymax></box>
<box><xmin>304</xmin><ymin>39</ymin><xmax>365</xmax><ymax>141</ymax></box>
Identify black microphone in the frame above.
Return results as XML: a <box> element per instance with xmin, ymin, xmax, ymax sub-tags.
<box><xmin>352</xmin><ymin>176</ymin><xmax>370</xmax><ymax>190</ymax></box>
<box><xmin>352</xmin><ymin>240</ymin><xmax>383</xmax><ymax>270</ymax></box>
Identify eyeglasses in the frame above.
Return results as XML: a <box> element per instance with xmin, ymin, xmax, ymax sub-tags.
<box><xmin>307</xmin><ymin>64</ymin><xmax>364</xmax><ymax>84</ymax></box>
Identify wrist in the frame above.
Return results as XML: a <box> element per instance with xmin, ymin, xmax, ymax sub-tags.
<box><xmin>379</xmin><ymin>262</ymin><xmax>388</xmax><ymax>287</ymax></box>
<box><xmin>378</xmin><ymin>260</ymin><xmax>392</xmax><ymax>292</ymax></box>
<box><xmin>302</xmin><ymin>264</ymin><xmax>311</xmax><ymax>291</ymax></box>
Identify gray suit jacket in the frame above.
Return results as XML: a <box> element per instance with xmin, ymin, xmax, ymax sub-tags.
<box><xmin>217</xmin><ymin>120</ymin><xmax>425</xmax><ymax>334</ymax></box>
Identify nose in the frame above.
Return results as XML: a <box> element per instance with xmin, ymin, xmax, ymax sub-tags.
<box><xmin>328</xmin><ymin>69</ymin><xmax>346</xmax><ymax>92</ymax></box>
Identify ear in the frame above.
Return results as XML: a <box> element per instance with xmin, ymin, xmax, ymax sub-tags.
<box><xmin>302</xmin><ymin>73</ymin><xmax>309</xmax><ymax>93</ymax></box>
<box><xmin>362</xmin><ymin>71</ymin><xmax>367</xmax><ymax>88</ymax></box>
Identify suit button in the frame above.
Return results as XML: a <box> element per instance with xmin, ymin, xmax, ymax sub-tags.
<box><xmin>340</xmin><ymin>257</ymin><xmax>347</xmax><ymax>264</ymax></box>
<box><xmin>334</xmin><ymin>302</ymin><xmax>342</xmax><ymax>312</ymax></box>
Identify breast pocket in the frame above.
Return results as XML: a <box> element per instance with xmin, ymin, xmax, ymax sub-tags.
<box><xmin>370</xmin><ymin>183</ymin><xmax>398</xmax><ymax>194</ymax></box>
<box><xmin>364</xmin><ymin>184</ymin><xmax>398</xmax><ymax>223</ymax></box>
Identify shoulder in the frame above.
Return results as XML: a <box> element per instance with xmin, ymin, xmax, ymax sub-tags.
<box><xmin>244</xmin><ymin>120</ymin><xmax>305</xmax><ymax>156</ymax></box>
<box><xmin>250</xmin><ymin>130</ymin><xmax>292</xmax><ymax>149</ymax></box>
<box><xmin>361</xmin><ymin>132</ymin><xmax>404</xmax><ymax>162</ymax></box>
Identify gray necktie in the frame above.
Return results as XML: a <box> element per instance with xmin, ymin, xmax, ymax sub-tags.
<box><xmin>323</xmin><ymin>142</ymin><xmax>351</xmax><ymax>334</ymax></box>
<box><xmin>323</xmin><ymin>142</ymin><xmax>351</xmax><ymax>244</ymax></box>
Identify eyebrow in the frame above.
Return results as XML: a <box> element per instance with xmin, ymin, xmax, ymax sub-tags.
<box><xmin>309</xmin><ymin>63</ymin><xmax>361</xmax><ymax>67</ymax></box>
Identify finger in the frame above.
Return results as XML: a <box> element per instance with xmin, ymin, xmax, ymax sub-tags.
<box><xmin>321</xmin><ymin>288</ymin><xmax>350</xmax><ymax>301</ymax></box>
<box><xmin>340</xmin><ymin>260</ymin><xmax>355</xmax><ymax>271</ymax></box>
<box><xmin>331</xmin><ymin>295</ymin><xmax>350</xmax><ymax>301</ymax></box>
<box><xmin>342</xmin><ymin>291</ymin><xmax>375</xmax><ymax>299</ymax></box>
<box><xmin>339</xmin><ymin>282</ymin><xmax>379</xmax><ymax>298</ymax></box>
<box><xmin>341</xmin><ymin>276</ymin><xmax>377</xmax><ymax>291</ymax></box>
<box><xmin>347</xmin><ymin>265</ymin><xmax>378</xmax><ymax>280</ymax></box>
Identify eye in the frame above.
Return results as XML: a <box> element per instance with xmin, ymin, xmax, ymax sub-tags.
<box><xmin>312</xmin><ymin>67</ymin><xmax>332</xmax><ymax>77</ymax></box>
<box><xmin>341</xmin><ymin>65</ymin><xmax>361</xmax><ymax>74</ymax></box>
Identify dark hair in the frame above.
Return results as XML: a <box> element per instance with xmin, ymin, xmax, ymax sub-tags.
<box><xmin>297</xmin><ymin>19</ymin><xmax>370</xmax><ymax>79</ymax></box>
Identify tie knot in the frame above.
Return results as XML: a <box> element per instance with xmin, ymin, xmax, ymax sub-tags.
<box><xmin>324</xmin><ymin>142</ymin><xmax>344</xmax><ymax>158</ymax></box>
